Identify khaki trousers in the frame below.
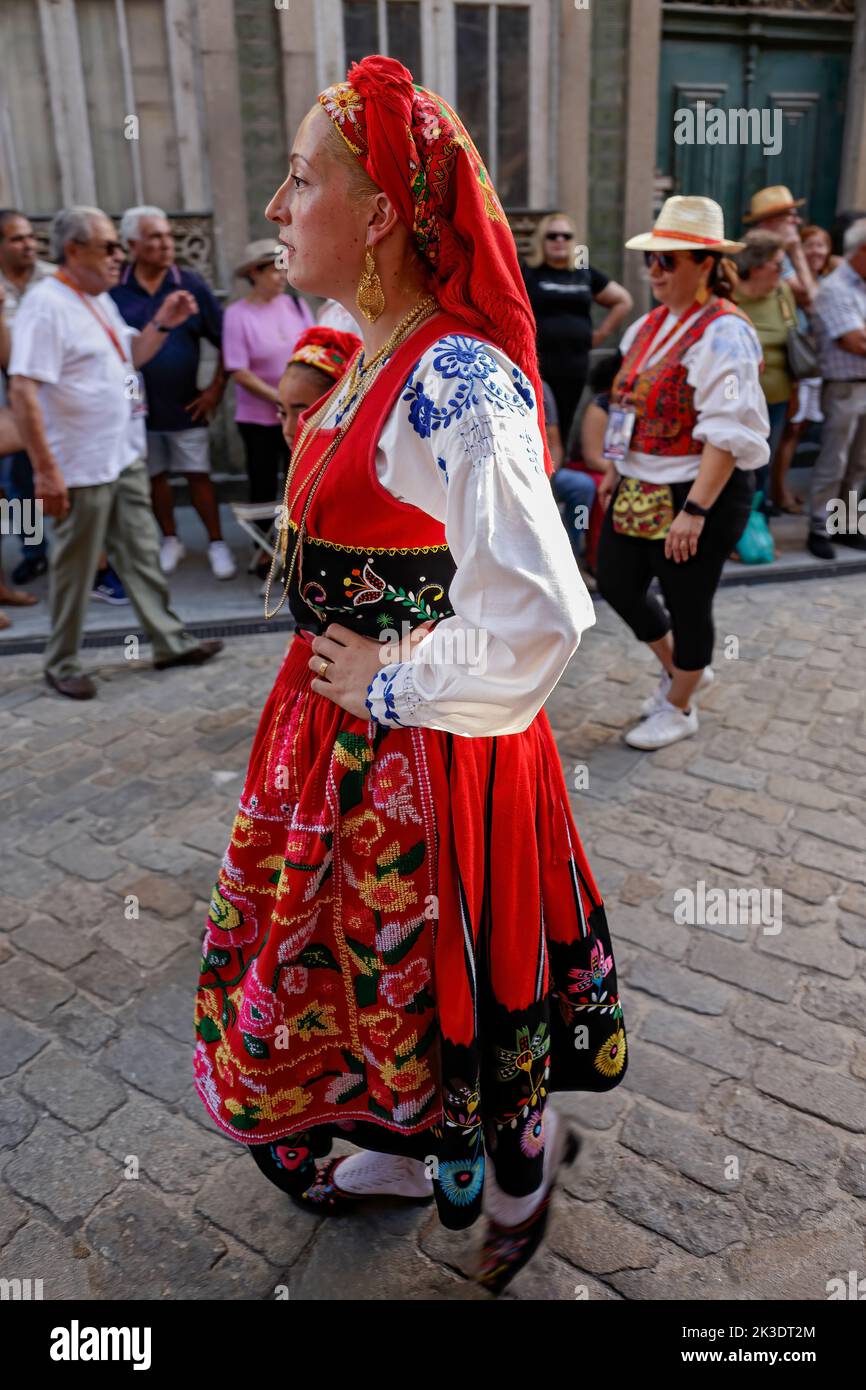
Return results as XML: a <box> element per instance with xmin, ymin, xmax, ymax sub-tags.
<box><xmin>44</xmin><ymin>458</ymin><xmax>199</xmax><ymax>679</ymax></box>
<box><xmin>809</xmin><ymin>381</ymin><xmax>866</xmax><ymax>535</ymax></box>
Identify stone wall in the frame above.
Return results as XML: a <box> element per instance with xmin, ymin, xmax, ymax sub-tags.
<box><xmin>587</xmin><ymin>0</ymin><xmax>631</xmax><ymax>285</ymax></box>
<box><xmin>233</xmin><ymin>0</ymin><xmax>290</xmax><ymax>239</ymax></box>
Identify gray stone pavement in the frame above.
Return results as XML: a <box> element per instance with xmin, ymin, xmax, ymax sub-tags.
<box><xmin>1</xmin><ymin>574</ymin><xmax>865</xmax><ymax>1301</ymax></box>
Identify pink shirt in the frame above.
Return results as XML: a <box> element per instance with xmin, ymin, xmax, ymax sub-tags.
<box><xmin>223</xmin><ymin>292</ymin><xmax>314</xmax><ymax>425</ymax></box>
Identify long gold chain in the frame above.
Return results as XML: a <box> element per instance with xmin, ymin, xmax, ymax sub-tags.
<box><xmin>264</xmin><ymin>293</ymin><xmax>439</xmax><ymax>619</ymax></box>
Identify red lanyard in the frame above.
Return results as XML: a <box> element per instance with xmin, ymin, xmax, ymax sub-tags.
<box><xmin>621</xmin><ymin>301</ymin><xmax>705</xmax><ymax>396</ymax></box>
<box><xmin>55</xmin><ymin>270</ymin><xmax>129</xmax><ymax>364</ymax></box>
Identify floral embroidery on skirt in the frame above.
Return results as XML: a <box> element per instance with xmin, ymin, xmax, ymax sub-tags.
<box><xmin>194</xmin><ymin>633</ymin><xmax>627</xmax><ymax>1230</ymax></box>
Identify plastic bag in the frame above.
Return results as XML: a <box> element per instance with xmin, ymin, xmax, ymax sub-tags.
<box><xmin>735</xmin><ymin>491</ymin><xmax>775</xmax><ymax>565</ymax></box>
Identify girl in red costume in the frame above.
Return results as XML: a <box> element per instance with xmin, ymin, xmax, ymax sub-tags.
<box><xmin>193</xmin><ymin>56</ymin><xmax>628</xmax><ymax>1295</ymax></box>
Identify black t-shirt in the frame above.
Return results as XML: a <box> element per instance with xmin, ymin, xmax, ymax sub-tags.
<box><xmin>522</xmin><ymin>262</ymin><xmax>610</xmax><ymax>369</ymax></box>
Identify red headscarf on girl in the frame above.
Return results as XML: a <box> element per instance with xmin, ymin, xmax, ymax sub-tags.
<box><xmin>317</xmin><ymin>54</ymin><xmax>554</xmax><ymax>477</ymax></box>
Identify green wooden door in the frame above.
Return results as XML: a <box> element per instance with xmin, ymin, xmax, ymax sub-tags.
<box><xmin>657</xmin><ymin>6</ymin><xmax>852</xmax><ymax>237</ymax></box>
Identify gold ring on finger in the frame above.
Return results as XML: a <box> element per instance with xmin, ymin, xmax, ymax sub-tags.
<box><xmin>318</xmin><ymin>658</ymin><xmax>330</xmax><ymax>678</ymax></box>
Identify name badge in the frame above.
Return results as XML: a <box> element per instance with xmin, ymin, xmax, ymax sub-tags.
<box><xmin>602</xmin><ymin>406</ymin><xmax>636</xmax><ymax>463</ymax></box>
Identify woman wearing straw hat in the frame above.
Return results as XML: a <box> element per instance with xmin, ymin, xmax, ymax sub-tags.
<box><xmin>742</xmin><ymin>186</ymin><xmax>817</xmax><ymax>312</ymax></box>
<box><xmin>223</xmin><ymin>239</ymin><xmax>314</xmax><ymax>574</ymax></box>
<box><xmin>192</xmin><ymin>55</ymin><xmax>628</xmax><ymax>1296</ymax></box>
<box><xmin>595</xmin><ymin>196</ymin><xmax>770</xmax><ymax>751</ymax></box>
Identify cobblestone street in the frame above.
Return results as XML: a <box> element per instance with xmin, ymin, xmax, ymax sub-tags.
<box><xmin>1</xmin><ymin>574</ymin><xmax>865</xmax><ymax>1301</ymax></box>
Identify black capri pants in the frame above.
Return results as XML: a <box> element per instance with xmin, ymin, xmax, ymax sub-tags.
<box><xmin>596</xmin><ymin>469</ymin><xmax>754</xmax><ymax>671</ymax></box>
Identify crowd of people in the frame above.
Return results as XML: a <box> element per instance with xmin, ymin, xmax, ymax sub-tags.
<box><xmin>1</xmin><ymin>180</ymin><xmax>865</xmax><ymax>725</ymax></box>
<box><xmin>530</xmin><ymin>184</ymin><xmax>866</xmax><ymax>572</ymax></box>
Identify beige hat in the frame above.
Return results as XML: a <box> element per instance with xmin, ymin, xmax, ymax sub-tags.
<box><xmin>625</xmin><ymin>196</ymin><xmax>745</xmax><ymax>253</ymax></box>
<box><xmin>743</xmin><ymin>185</ymin><xmax>805</xmax><ymax>224</ymax></box>
<box><xmin>234</xmin><ymin>239</ymin><xmax>282</xmax><ymax>278</ymax></box>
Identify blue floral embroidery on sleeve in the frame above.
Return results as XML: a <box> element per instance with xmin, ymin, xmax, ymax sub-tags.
<box><xmin>436</xmin><ymin>456</ymin><xmax>449</xmax><ymax>485</ymax></box>
<box><xmin>402</xmin><ymin>334</ymin><xmax>533</xmax><ymax>438</ymax></box>
<box><xmin>406</xmin><ymin>383</ymin><xmax>436</xmax><ymax>438</ymax></box>
<box><xmin>703</xmin><ymin>315</ymin><xmax>762</xmax><ymax>364</ymax></box>
<box><xmin>366</xmin><ymin>667</ymin><xmax>404</xmax><ymax>726</ymax></box>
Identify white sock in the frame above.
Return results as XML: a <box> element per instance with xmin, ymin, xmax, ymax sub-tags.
<box><xmin>333</xmin><ymin>1150</ymin><xmax>433</xmax><ymax>1197</ymax></box>
<box><xmin>482</xmin><ymin>1106</ymin><xmax>561</xmax><ymax>1226</ymax></box>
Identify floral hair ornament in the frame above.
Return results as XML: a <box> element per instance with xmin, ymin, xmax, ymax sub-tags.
<box><xmin>287</xmin><ymin>326</ymin><xmax>363</xmax><ymax>383</ymax></box>
<box><xmin>317</xmin><ymin>54</ymin><xmax>555</xmax><ymax>476</ymax></box>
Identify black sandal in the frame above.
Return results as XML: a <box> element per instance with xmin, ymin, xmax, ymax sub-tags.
<box><xmin>288</xmin><ymin>1156</ymin><xmax>435</xmax><ymax>1217</ymax></box>
<box><xmin>475</xmin><ymin>1125</ymin><xmax>581</xmax><ymax>1295</ymax></box>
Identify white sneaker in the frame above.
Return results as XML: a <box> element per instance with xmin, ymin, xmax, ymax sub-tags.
<box><xmin>159</xmin><ymin>535</ymin><xmax>186</xmax><ymax>575</ymax></box>
<box><xmin>640</xmin><ymin>665</ymin><xmax>714</xmax><ymax>718</ymax></box>
<box><xmin>625</xmin><ymin>699</ymin><xmax>699</xmax><ymax>750</ymax></box>
<box><xmin>208</xmin><ymin>540</ymin><xmax>236</xmax><ymax>580</ymax></box>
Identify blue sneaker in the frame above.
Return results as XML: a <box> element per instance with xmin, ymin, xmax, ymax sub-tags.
<box><xmin>91</xmin><ymin>565</ymin><xmax>130</xmax><ymax>605</ymax></box>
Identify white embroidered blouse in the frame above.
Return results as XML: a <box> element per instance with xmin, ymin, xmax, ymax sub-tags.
<box><xmin>616</xmin><ymin>307</ymin><xmax>771</xmax><ymax>483</ymax></box>
<box><xmin>311</xmin><ymin>330</ymin><xmax>596</xmax><ymax>738</ymax></box>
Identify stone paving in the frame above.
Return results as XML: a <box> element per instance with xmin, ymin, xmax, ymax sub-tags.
<box><xmin>1</xmin><ymin>575</ymin><xmax>865</xmax><ymax>1301</ymax></box>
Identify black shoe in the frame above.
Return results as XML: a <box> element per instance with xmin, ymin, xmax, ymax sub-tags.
<box><xmin>12</xmin><ymin>555</ymin><xmax>48</xmax><ymax>584</ymax></box>
<box><xmin>807</xmin><ymin>532</ymin><xmax>835</xmax><ymax>561</ymax></box>
<box><xmin>834</xmin><ymin>531</ymin><xmax>866</xmax><ymax>552</ymax></box>
<box><xmin>475</xmin><ymin>1122</ymin><xmax>581</xmax><ymax>1297</ymax></box>
<box><xmin>153</xmin><ymin>638</ymin><xmax>224</xmax><ymax>671</ymax></box>
<box><xmin>45</xmin><ymin>670</ymin><xmax>96</xmax><ymax>700</ymax></box>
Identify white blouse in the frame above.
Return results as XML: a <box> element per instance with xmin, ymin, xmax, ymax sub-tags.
<box><xmin>617</xmin><ymin>307</ymin><xmax>770</xmax><ymax>483</ymax></box>
<box><xmin>313</xmin><ymin>331</ymin><xmax>596</xmax><ymax>738</ymax></box>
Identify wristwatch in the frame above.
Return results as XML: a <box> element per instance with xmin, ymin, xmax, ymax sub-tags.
<box><xmin>154</xmin><ymin>320</ymin><xmax>171</xmax><ymax>333</ymax></box>
<box><xmin>682</xmin><ymin>498</ymin><xmax>709</xmax><ymax>518</ymax></box>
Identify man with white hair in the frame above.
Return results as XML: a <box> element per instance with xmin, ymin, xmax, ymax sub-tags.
<box><xmin>111</xmin><ymin>205</ymin><xmax>234</xmax><ymax>579</ymax></box>
<box><xmin>808</xmin><ymin>218</ymin><xmax>866</xmax><ymax>558</ymax></box>
<box><xmin>8</xmin><ymin>205</ymin><xmax>223</xmax><ymax>699</ymax></box>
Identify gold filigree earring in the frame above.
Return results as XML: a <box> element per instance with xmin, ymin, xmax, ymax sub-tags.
<box><xmin>356</xmin><ymin>247</ymin><xmax>385</xmax><ymax>323</ymax></box>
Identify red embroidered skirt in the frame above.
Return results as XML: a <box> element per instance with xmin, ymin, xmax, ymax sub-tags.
<box><xmin>193</xmin><ymin>630</ymin><xmax>628</xmax><ymax>1229</ymax></box>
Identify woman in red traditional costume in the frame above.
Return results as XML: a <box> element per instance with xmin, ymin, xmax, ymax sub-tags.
<box><xmin>193</xmin><ymin>55</ymin><xmax>628</xmax><ymax>1295</ymax></box>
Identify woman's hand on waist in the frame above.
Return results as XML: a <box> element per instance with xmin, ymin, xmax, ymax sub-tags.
<box><xmin>309</xmin><ymin>621</ymin><xmax>434</xmax><ymax>719</ymax></box>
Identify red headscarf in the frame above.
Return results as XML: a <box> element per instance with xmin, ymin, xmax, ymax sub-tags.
<box><xmin>287</xmin><ymin>325</ymin><xmax>362</xmax><ymax>382</ymax></box>
<box><xmin>318</xmin><ymin>55</ymin><xmax>553</xmax><ymax>476</ymax></box>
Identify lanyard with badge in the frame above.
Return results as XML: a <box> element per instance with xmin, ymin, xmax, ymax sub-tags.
<box><xmin>602</xmin><ymin>301</ymin><xmax>703</xmax><ymax>462</ymax></box>
<box><xmin>55</xmin><ymin>269</ymin><xmax>148</xmax><ymax>419</ymax></box>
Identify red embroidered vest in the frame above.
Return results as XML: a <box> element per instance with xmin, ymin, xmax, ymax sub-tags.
<box><xmin>283</xmin><ymin>312</ymin><xmax>497</xmax><ymax>639</ymax></box>
<box><xmin>611</xmin><ymin>299</ymin><xmax>751</xmax><ymax>457</ymax></box>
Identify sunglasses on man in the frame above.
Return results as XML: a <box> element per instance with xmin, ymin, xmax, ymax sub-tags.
<box><xmin>545</xmin><ymin>231</ymin><xmax>574</xmax><ymax>242</ymax></box>
<box><xmin>76</xmin><ymin>237</ymin><xmax>124</xmax><ymax>257</ymax></box>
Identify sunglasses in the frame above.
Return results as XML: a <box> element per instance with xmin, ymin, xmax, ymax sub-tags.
<box><xmin>77</xmin><ymin>238</ymin><xmax>124</xmax><ymax>257</ymax></box>
<box><xmin>546</xmin><ymin>231</ymin><xmax>574</xmax><ymax>242</ymax></box>
<box><xmin>643</xmin><ymin>250</ymin><xmax>679</xmax><ymax>272</ymax></box>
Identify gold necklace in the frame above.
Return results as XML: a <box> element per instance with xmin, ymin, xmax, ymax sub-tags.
<box><xmin>264</xmin><ymin>293</ymin><xmax>439</xmax><ymax>619</ymax></box>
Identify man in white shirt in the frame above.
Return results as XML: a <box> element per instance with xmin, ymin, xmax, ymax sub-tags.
<box><xmin>9</xmin><ymin>205</ymin><xmax>223</xmax><ymax>698</ymax></box>
<box><xmin>808</xmin><ymin>218</ymin><xmax>866</xmax><ymax>558</ymax></box>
